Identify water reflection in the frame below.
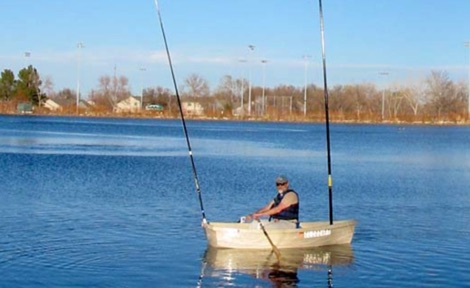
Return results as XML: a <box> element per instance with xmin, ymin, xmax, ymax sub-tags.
<box><xmin>199</xmin><ymin>244</ymin><xmax>354</xmax><ymax>287</ymax></box>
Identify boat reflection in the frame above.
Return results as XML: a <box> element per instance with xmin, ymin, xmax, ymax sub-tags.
<box><xmin>199</xmin><ymin>244</ymin><xmax>354</xmax><ymax>287</ymax></box>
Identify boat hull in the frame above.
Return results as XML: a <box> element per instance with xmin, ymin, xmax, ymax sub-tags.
<box><xmin>203</xmin><ymin>219</ymin><xmax>356</xmax><ymax>249</ymax></box>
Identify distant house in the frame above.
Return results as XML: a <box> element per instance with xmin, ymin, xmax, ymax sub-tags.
<box><xmin>182</xmin><ymin>101</ymin><xmax>204</xmax><ymax>116</ymax></box>
<box><xmin>17</xmin><ymin>102</ymin><xmax>33</xmax><ymax>114</ymax></box>
<box><xmin>43</xmin><ymin>98</ymin><xmax>92</xmax><ymax>112</ymax></box>
<box><xmin>233</xmin><ymin>97</ymin><xmax>266</xmax><ymax>117</ymax></box>
<box><xmin>115</xmin><ymin>96</ymin><xmax>141</xmax><ymax>113</ymax></box>
<box><xmin>78</xmin><ymin>99</ymin><xmax>94</xmax><ymax>111</ymax></box>
<box><xmin>43</xmin><ymin>99</ymin><xmax>62</xmax><ymax>111</ymax></box>
<box><xmin>233</xmin><ymin>105</ymin><xmax>246</xmax><ymax>117</ymax></box>
<box><xmin>145</xmin><ymin>104</ymin><xmax>164</xmax><ymax>111</ymax></box>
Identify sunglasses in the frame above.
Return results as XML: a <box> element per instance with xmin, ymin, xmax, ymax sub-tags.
<box><xmin>276</xmin><ymin>183</ymin><xmax>286</xmax><ymax>186</ymax></box>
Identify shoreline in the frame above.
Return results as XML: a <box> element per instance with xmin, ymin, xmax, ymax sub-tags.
<box><xmin>1</xmin><ymin>110</ymin><xmax>469</xmax><ymax>127</ymax></box>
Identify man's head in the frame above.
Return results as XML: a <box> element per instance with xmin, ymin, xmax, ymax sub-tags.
<box><xmin>275</xmin><ymin>175</ymin><xmax>289</xmax><ymax>192</ymax></box>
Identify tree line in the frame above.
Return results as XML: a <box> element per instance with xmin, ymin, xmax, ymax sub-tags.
<box><xmin>0</xmin><ymin>66</ymin><xmax>47</xmax><ymax>107</ymax></box>
<box><xmin>0</xmin><ymin>65</ymin><xmax>468</xmax><ymax>123</ymax></box>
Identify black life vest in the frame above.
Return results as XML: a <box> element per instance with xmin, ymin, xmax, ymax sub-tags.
<box><xmin>270</xmin><ymin>189</ymin><xmax>299</xmax><ymax>221</ymax></box>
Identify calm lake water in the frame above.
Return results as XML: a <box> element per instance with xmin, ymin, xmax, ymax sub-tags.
<box><xmin>1</xmin><ymin>115</ymin><xmax>469</xmax><ymax>287</ymax></box>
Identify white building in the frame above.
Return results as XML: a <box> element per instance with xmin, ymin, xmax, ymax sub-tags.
<box><xmin>182</xmin><ymin>101</ymin><xmax>204</xmax><ymax>116</ymax></box>
<box><xmin>114</xmin><ymin>96</ymin><xmax>141</xmax><ymax>113</ymax></box>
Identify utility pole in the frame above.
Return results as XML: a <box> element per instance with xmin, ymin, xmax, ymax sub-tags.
<box><xmin>113</xmin><ymin>65</ymin><xmax>117</xmax><ymax>107</ymax></box>
<box><xmin>76</xmin><ymin>42</ymin><xmax>84</xmax><ymax>114</ymax></box>
<box><xmin>261</xmin><ymin>59</ymin><xmax>268</xmax><ymax>116</ymax></box>
<box><xmin>238</xmin><ymin>59</ymin><xmax>247</xmax><ymax>116</ymax></box>
<box><xmin>24</xmin><ymin>52</ymin><xmax>31</xmax><ymax>68</ymax></box>
<box><xmin>140</xmin><ymin>67</ymin><xmax>146</xmax><ymax>111</ymax></box>
<box><xmin>247</xmin><ymin>45</ymin><xmax>255</xmax><ymax>116</ymax></box>
<box><xmin>379</xmin><ymin>72</ymin><xmax>389</xmax><ymax>121</ymax></box>
<box><xmin>303</xmin><ymin>55</ymin><xmax>311</xmax><ymax>117</ymax></box>
<box><xmin>465</xmin><ymin>41</ymin><xmax>470</xmax><ymax>120</ymax></box>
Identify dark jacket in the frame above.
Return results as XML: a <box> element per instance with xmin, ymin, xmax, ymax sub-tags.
<box><xmin>270</xmin><ymin>189</ymin><xmax>299</xmax><ymax>221</ymax></box>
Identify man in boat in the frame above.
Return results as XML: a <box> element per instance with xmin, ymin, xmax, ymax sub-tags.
<box><xmin>245</xmin><ymin>175</ymin><xmax>299</xmax><ymax>229</ymax></box>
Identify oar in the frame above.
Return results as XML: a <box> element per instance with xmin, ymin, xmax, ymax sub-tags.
<box><xmin>256</xmin><ymin>218</ymin><xmax>281</xmax><ymax>260</ymax></box>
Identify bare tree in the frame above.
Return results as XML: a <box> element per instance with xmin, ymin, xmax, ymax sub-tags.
<box><xmin>400</xmin><ymin>77</ymin><xmax>427</xmax><ymax>119</ymax></box>
<box><xmin>92</xmin><ymin>75</ymin><xmax>112</xmax><ymax>108</ymax></box>
<box><xmin>215</xmin><ymin>75</ymin><xmax>239</xmax><ymax>103</ymax></box>
<box><xmin>329</xmin><ymin>85</ymin><xmax>349</xmax><ymax>119</ymax></box>
<box><xmin>54</xmin><ymin>88</ymin><xmax>75</xmax><ymax>101</ymax></box>
<box><xmin>145</xmin><ymin>86</ymin><xmax>172</xmax><ymax>105</ymax></box>
<box><xmin>425</xmin><ymin>70</ymin><xmax>460</xmax><ymax>120</ymax></box>
<box><xmin>91</xmin><ymin>74</ymin><xmax>132</xmax><ymax>110</ymax></box>
<box><xmin>455</xmin><ymin>80</ymin><xmax>469</xmax><ymax>118</ymax></box>
<box><xmin>183</xmin><ymin>73</ymin><xmax>210</xmax><ymax>98</ymax></box>
<box><xmin>117</xmin><ymin>76</ymin><xmax>131</xmax><ymax>100</ymax></box>
<box><xmin>41</xmin><ymin>76</ymin><xmax>55</xmax><ymax>98</ymax></box>
<box><xmin>343</xmin><ymin>84</ymin><xmax>373</xmax><ymax>120</ymax></box>
<box><xmin>387</xmin><ymin>83</ymin><xmax>404</xmax><ymax>119</ymax></box>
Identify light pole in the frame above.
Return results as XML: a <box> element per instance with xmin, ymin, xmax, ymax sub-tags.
<box><xmin>465</xmin><ymin>41</ymin><xmax>470</xmax><ymax>119</ymax></box>
<box><xmin>261</xmin><ymin>59</ymin><xmax>268</xmax><ymax>116</ymax></box>
<box><xmin>247</xmin><ymin>44</ymin><xmax>255</xmax><ymax>116</ymax></box>
<box><xmin>76</xmin><ymin>42</ymin><xmax>84</xmax><ymax>114</ymax></box>
<box><xmin>303</xmin><ymin>55</ymin><xmax>311</xmax><ymax>117</ymax></box>
<box><xmin>238</xmin><ymin>58</ymin><xmax>247</xmax><ymax>116</ymax></box>
<box><xmin>24</xmin><ymin>52</ymin><xmax>31</xmax><ymax>68</ymax></box>
<box><xmin>379</xmin><ymin>72</ymin><xmax>389</xmax><ymax>121</ymax></box>
<box><xmin>139</xmin><ymin>67</ymin><xmax>146</xmax><ymax>111</ymax></box>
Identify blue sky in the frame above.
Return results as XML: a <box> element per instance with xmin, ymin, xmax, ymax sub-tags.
<box><xmin>1</xmin><ymin>0</ymin><xmax>469</xmax><ymax>97</ymax></box>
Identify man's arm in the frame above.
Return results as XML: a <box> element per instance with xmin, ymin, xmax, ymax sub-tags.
<box><xmin>246</xmin><ymin>200</ymin><xmax>274</xmax><ymax>221</ymax></box>
<box><xmin>253</xmin><ymin>193</ymin><xmax>298</xmax><ymax>218</ymax></box>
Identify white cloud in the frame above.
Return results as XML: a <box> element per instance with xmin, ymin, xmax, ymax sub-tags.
<box><xmin>187</xmin><ymin>56</ymin><xmax>233</xmax><ymax>64</ymax></box>
<box><xmin>149</xmin><ymin>50</ymin><xmax>168</xmax><ymax>63</ymax></box>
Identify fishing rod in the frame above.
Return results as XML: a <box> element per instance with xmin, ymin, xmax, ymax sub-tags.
<box><xmin>318</xmin><ymin>0</ymin><xmax>334</xmax><ymax>225</ymax></box>
<box><xmin>153</xmin><ymin>0</ymin><xmax>207</xmax><ymax>224</ymax></box>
